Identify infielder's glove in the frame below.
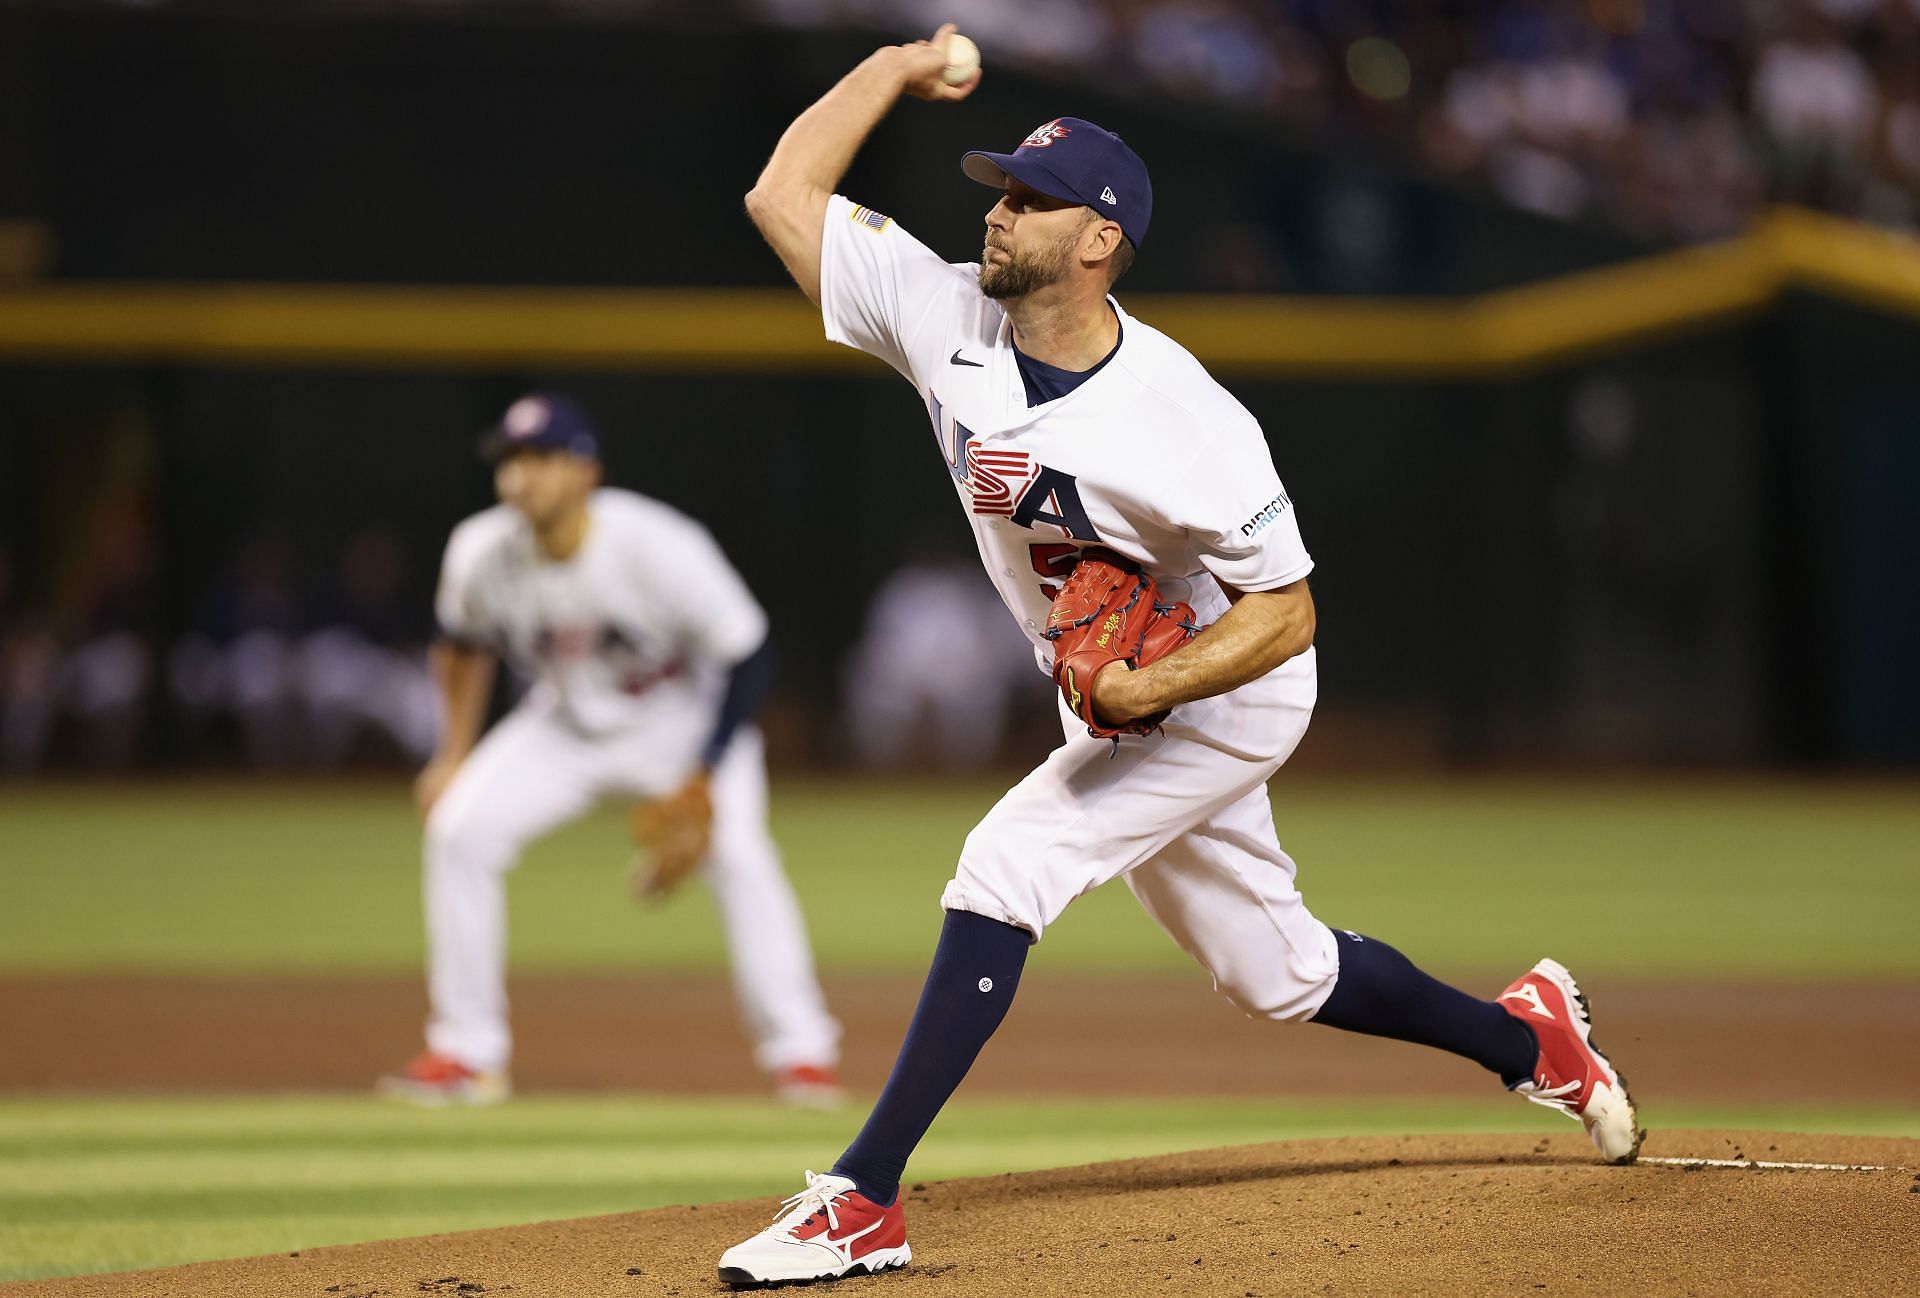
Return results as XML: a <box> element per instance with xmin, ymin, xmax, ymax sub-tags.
<box><xmin>1043</xmin><ymin>549</ymin><xmax>1201</xmax><ymax>740</ymax></box>
<box><xmin>628</xmin><ymin>774</ymin><xmax>714</xmax><ymax>903</ymax></box>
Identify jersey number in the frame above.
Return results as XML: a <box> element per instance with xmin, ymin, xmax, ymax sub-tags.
<box><xmin>1029</xmin><ymin>542</ymin><xmax>1080</xmax><ymax>602</ymax></box>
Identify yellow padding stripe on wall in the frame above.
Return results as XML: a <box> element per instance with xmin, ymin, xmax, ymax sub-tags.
<box><xmin>0</xmin><ymin>208</ymin><xmax>1912</xmax><ymax>375</ymax></box>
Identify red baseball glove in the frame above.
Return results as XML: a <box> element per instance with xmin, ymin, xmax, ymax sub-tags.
<box><xmin>1043</xmin><ymin>549</ymin><xmax>1201</xmax><ymax>740</ymax></box>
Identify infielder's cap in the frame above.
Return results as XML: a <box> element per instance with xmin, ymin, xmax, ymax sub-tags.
<box><xmin>962</xmin><ymin>117</ymin><xmax>1153</xmax><ymax>249</ymax></box>
<box><xmin>477</xmin><ymin>393</ymin><xmax>600</xmax><ymax>463</ymax></box>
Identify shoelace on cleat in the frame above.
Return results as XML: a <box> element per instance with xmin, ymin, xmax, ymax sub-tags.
<box><xmin>773</xmin><ymin>1171</ymin><xmax>849</xmax><ymax>1234</ymax></box>
<box><xmin>1516</xmin><ymin>1078</ymin><xmax>1583</xmax><ymax>1116</ymax></box>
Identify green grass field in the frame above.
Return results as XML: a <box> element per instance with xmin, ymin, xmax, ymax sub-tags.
<box><xmin>2</xmin><ymin>776</ymin><xmax>1917</xmax><ymax>976</ymax></box>
<box><xmin>1</xmin><ymin>775</ymin><xmax>1916</xmax><ymax>1283</ymax></box>
<box><xmin>2</xmin><ymin>1093</ymin><xmax>1914</xmax><ymax>1283</ymax></box>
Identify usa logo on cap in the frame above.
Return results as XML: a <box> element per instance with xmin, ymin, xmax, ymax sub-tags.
<box><xmin>1021</xmin><ymin>119</ymin><xmax>1071</xmax><ymax>149</ymax></box>
<box><xmin>962</xmin><ymin>116</ymin><xmax>1155</xmax><ymax>248</ymax></box>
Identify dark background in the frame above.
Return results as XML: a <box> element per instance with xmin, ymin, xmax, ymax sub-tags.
<box><xmin>1</xmin><ymin>9</ymin><xmax>1915</xmax><ymax>768</ymax></box>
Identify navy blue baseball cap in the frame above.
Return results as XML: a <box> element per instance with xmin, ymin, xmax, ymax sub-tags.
<box><xmin>478</xmin><ymin>393</ymin><xmax>600</xmax><ymax>463</ymax></box>
<box><xmin>962</xmin><ymin>117</ymin><xmax>1153</xmax><ymax>249</ymax></box>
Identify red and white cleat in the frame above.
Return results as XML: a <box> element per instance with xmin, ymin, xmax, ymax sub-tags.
<box><xmin>718</xmin><ymin>1171</ymin><xmax>910</xmax><ymax>1289</ymax></box>
<box><xmin>375</xmin><ymin>1050</ymin><xmax>510</xmax><ymax>1108</ymax></box>
<box><xmin>1499</xmin><ymin>958</ymin><xmax>1644</xmax><ymax>1164</ymax></box>
<box><xmin>773</xmin><ymin>1063</ymin><xmax>847</xmax><ymax>1111</ymax></box>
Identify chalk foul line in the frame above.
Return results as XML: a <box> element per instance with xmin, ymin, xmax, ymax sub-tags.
<box><xmin>1639</xmin><ymin>1157</ymin><xmax>1895</xmax><ymax>1172</ymax></box>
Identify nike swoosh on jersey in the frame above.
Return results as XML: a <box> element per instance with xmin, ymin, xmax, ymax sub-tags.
<box><xmin>949</xmin><ymin>349</ymin><xmax>984</xmax><ymax>367</ymax></box>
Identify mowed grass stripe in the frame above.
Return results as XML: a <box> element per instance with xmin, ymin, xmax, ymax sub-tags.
<box><xmin>1</xmin><ymin>1182</ymin><xmax>694</xmax><ymax>1226</ymax></box>
<box><xmin>1</xmin><ymin>1097</ymin><xmax>1913</xmax><ymax>1190</ymax></box>
<box><xmin>1</xmin><ymin>778</ymin><xmax>1916</xmax><ymax>977</ymax></box>
<box><xmin>0</xmin><ymin>1097</ymin><xmax>1499</xmax><ymax>1175</ymax></box>
<box><xmin>4</xmin><ymin>1097</ymin><xmax>1911</xmax><ymax>1160</ymax></box>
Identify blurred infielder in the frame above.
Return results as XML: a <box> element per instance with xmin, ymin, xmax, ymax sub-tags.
<box><xmin>379</xmin><ymin>395</ymin><xmax>843</xmax><ymax>1108</ymax></box>
<box><xmin>717</xmin><ymin>25</ymin><xmax>1642</xmax><ymax>1288</ymax></box>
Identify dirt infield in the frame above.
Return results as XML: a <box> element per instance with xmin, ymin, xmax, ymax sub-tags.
<box><xmin>9</xmin><ymin>1130</ymin><xmax>1916</xmax><ymax>1297</ymax></box>
<box><xmin>2</xmin><ymin>971</ymin><xmax>1917</xmax><ymax>1103</ymax></box>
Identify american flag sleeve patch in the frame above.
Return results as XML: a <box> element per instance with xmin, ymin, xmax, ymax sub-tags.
<box><xmin>850</xmin><ymin>205</ymin><xmax>892</xmax><ymax>232</ymax></box>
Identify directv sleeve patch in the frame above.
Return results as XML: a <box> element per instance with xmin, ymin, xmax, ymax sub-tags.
<box><xmin>1239</xmin><ymin>489</ymin><xmax>1294</xmax><ymax>538</ymax></box>
<box><xmin>850</xmin><ymin>205</ymin><xmax>892</xmax><ymax>232</ymax></box>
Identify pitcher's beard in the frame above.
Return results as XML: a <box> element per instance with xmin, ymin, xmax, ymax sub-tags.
<box><xmin>978</xmin><ymin>236</ymin><xmax>1076</xmax><ymax>300</ymax></box>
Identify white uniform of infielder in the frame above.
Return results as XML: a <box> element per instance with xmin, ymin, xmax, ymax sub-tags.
<box><xmin>381</xmin><ymin>397</ymin><xmax>841</xmax><ymax>1105</ymax></box>
<box><xmin>718</xmin><ymin>28</ymin><xmax>1638</xmax><ymax>1288</ymax></box>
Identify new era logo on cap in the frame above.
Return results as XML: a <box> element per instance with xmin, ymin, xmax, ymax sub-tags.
<box><xmin>961</xmin><ymin>117</ymin><xmax>1154</xmax><ymax>249</ymax></box>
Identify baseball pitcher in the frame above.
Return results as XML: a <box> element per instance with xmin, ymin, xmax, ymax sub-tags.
<box><xmin>713</xmin><ymin>25</ymin><xmax>1645</xmax><ymax>1288</ymax></box>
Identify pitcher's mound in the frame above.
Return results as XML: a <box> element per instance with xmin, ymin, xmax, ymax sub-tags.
<box><xmin>18</xmin><ymin>1130</ymin><xmax>1918</xmax><ymax>1298</ymax></box>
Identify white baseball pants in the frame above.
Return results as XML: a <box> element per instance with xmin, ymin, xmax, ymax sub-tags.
<box><xmin>422</xmin><ymin>707</ymin><xmax>840</xmax><ymax>1074</ymax></box>
<box><xmin>943</xmin><ymin>648</ymin><xmax>1342</xmax><ymax>1022</ymax></box>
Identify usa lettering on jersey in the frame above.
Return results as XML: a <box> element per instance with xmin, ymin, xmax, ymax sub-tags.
<box><xmin>959</xmin><ymin>442</ymin><xmax>1100</xmax><ymax>542</ymax></box>
<box><xmin>1009</xmin><ymin>466</ymin><xmax>1097</xmax><ymax>541</ymax></box>
<box><xmin>965</xmin><ymin>444</ymin><xmax>1037</xmax><ymax>516</ymax></box>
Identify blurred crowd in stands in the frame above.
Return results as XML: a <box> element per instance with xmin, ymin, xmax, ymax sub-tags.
<box><xmin>0</xmin><ymin>509</ymin><xmax>1040</xmax><ymax>775</ymax></box>
<box><xmin>0</xmin><ymin>524</ymin><xmax>439</xmax><ymax>773</ymax></box>
<box><xmin>740</xmin><ymin>0</ymin><xmax>1920</xmax><ymax>240</ymax></box>
<box><xmin>43</xmin><ymin>0</ymin><xmax>1920</xmax><ymax>240</ymax></box>
<box><xmin>841</xmin><ymin>552</ymin><xmax>1048</xmax><ymax>771</ymax></box>
<box><xmin>0</xmin><ymin>392</ymin><xmax>1043</xmax><ymax>777</ymax></box>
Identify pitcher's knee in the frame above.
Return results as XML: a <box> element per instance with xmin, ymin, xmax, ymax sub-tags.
<box><xmin>1214</xmin><ymin>953</ymin><xmax>1339</xmax><ymax>1023</ymax></box>
<box><xmin>939</xmin><ymin>867</ymin><xmax>1047</xmax><ymax>943</ymax></box>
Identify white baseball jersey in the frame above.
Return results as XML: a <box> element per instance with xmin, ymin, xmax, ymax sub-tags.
<box><xmin>435</xmin><ymin>488</ymin><xmax>767</xmax><ymax>739</ymax></box>
<box><xmin>818</xmin><ymin>194</ymin><xmax>1340</xmax><ymax>1004</ymax></box>
<box><xmin>818</xmin><ymin>195</ymin><xmax>1313</xmax><ymax>668</ymax></box>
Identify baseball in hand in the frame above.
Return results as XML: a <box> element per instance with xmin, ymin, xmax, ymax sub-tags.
<box><xmin>942</xmin><ymin>33</ymin><xmax>980</xmax><ymax>85</ymax></box>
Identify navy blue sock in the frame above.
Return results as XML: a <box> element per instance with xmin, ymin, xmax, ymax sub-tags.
<box><xmin>1313</xmin><ymin>931</ymin><xmax>1538</xmax><ymax>1086</ymax></box>
<box><xmin>832</xmin><ymin>910</ymin><xmax>1029</xmax><ymax>1206</ymax></box>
